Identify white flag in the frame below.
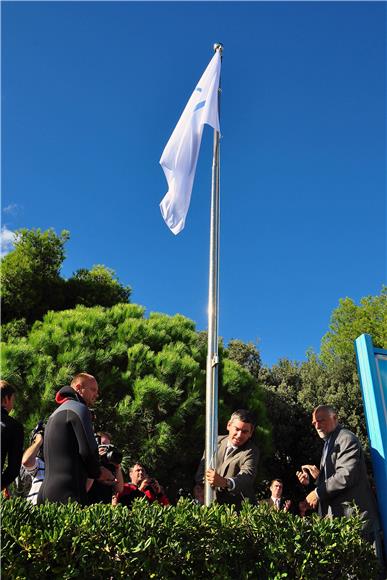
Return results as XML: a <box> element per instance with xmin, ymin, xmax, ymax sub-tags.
<box><xmin>159</xmin><ymin>52</ymin><xmax>221</xmax><ymax>235</ymax></box>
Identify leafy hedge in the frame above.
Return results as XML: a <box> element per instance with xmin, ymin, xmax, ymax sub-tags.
<box><xmin>1</xmin><ymin>498</ymin><xmax>379</xmax><ymax>579</ymax></box>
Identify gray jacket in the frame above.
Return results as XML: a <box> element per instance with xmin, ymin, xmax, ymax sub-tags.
<box><xmin>316</xmin><ymin>424</ymin><xmax>379</xmax><ymax>525</ymax></box>
<box><xmin>195</xmin><ymin>435</ymin><xmax>259</xmax><ymax>505</ymax></box>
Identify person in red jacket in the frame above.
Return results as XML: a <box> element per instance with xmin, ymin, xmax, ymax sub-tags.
<box><xmin>116</xmin><ymin>463</ymin><xmax>170</xmax><ymax>507</ymax></box>
<box><xmin>139</xmin><ymin>477</ymin><xmax>170</xmax><ymax>506</ymax></box>
<box><xmin>115</xmin><ymin>481</ymin><xmax>145</xmax><ymax>507</ymax></box>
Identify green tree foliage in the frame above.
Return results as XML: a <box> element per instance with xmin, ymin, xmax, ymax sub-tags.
<box><xmin>225</xmin><ymin>339</ymin><xmax>262</xmax><ymax>378</ymax></box>
<box><xmin>320</xmin><ymin>287</ymin><xmax>387</xmax><ymax>367</ymax></box>
<box><xmin>1</xmin><ymin>228</ymin><xmax>69</xmax><ymax>324</ymax></box>
<box><xmin>1</xmin><ymin>304</ymin><xmax>270</xmax><ymax>498</ymax></box>
<box><xmin>66</xmin><ymin>265</ymin><xmax>131</xmax><ymax>308</ymax></box>
<box><xmin>1</xmin><ymin>228</ymin><xmax>131</xmax><ymax>328</ymax></box>
<box><xmin>1</xmin><ymin>318</ymin><xmax>30</xmax><ymax>342</ymax></box>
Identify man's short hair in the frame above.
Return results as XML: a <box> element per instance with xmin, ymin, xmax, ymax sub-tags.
<box><xmin>0</xmin><ymin>380</ymin><xmax>16</xmax><ymax>401</ymax></box>
<box><xmin>71</xmin><ymin>373</ymin><xmax>95</xmax><ymax>387</ymax></box>
<box><xmin>129</xmin><ymin>462</ymin><xmax>147</xmax><ymax>474</ymax></box>
<box><xmin>230</xmin><ymin>409</ymin><xmax>256</xmax><ymax>427</ymax></box>
<box><xmin>97</xmin><ymin>431</ymin><xmax>112</xmax><ymax>442</ymax></box>
<box><xmin>313</xmin><ymin>405</ymin><xmax>337</xmax><ymax>417</ymax></box>
<box><xmin>270</xmin><ymin>478</ymin><xmax>283</xmax><ymax>487</ymax></box>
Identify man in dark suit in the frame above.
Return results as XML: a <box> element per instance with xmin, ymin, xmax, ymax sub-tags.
<box><xmin>1</xmin><ymin>380</ymin><xmax>24</xmax><ymax>493</ymax></box>
<box><xmin>260</xmin><ymin>478</ymin><xmax>291</xmax><ymax>511</ymax></box>
<box><xmin>297</xmin><ymin>405</ymin><xmax>380</xmax><ymax>533</ymax></box>
<box><xmin>195</xmin><ymin>409</ymin><xmax>259</xmax><ymax>506</ymax></box>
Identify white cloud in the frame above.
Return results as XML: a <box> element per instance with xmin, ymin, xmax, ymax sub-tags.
<box><xmin>2</xmin><ymin>203</ymin><xmax>20</xmax><ymax>215</ymax></box>
<box><xmin>1</xmin><ymin>226</ymin><xmax>16</xmax><ymax>257</ymax></box>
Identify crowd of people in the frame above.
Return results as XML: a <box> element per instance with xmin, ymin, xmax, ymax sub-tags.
<box><xmin>1</xmin><ymin>376</ymin><xmax>170</xmax><ymax>508</ymax></box>
<box><xmin>0</xmin><ymin>374</ymin><xmax>384</xmax><ymax>561</ymax></box>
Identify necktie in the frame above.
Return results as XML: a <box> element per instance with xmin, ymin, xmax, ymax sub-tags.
<box><xmin>275</xmin><ymin>498</ymin><xmax>280</xmax><ymax>510</ymax></box>
<box><xmin>321</xmin><ymin>438</ymin><xmax>330</xmax><ymax>479</ymax></box>
<box><xmin>224</xmin><ymin>446</ymin><xmax>233</xmax><ymax>460</ymax></box>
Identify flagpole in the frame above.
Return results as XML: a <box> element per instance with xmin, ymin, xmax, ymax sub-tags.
<box><xmin>205</xmin><ymin>42</ymin><xmax>223</xmax><ymax>507</ymax></box>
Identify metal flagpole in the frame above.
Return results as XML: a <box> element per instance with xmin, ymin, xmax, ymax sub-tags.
<box><xmin>205</xmin><ymin>42</ymin><xmax>223</xmax><ymax>507</ymax></box>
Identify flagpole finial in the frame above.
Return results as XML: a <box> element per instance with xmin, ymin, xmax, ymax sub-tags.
<box><xmin>213</xmin><ymin>43</ymin><xmax>223</xmax><ymax>53</ymax></box>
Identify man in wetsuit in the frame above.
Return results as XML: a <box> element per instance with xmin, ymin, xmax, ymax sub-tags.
<box><xmin>38</xmin><ymin>373</ymin><xmax>115</xmax><ymax>505</ymax></box>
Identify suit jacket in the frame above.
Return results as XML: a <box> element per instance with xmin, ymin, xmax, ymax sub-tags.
<box><xmin>260</xmin><ymin>497</ymin><xmax>287</xmax><ymax>511</ymax></box>
<box><xmin>316</xmin><ymin>424</ymin><xmax>379</xmax><ymax>525</ymax></box>
<box><xmin>195</xmin><ymin>435</ymin><xmax>259</xmax><ymax>505</ymax></box>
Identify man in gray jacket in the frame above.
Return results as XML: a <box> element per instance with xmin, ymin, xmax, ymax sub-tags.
<box><xmin>195</xmin><ymin>409</ymin><xmax>259</xmax><ymax>506</ymax></box>
<box><xmin>297</xmin><ymin>405</ymin><xmax>380</xmax><ymax>534</ymax></box>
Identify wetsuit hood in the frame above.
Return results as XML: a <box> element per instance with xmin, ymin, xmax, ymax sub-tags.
<box><xmin>55</xmin><ymin>385</ymin><xmax>87</xmax><ymax>406</ymax></box>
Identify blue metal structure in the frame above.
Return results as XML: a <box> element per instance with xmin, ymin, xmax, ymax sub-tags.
<box><xmin>355</xmin><ymin>333</ymin><xmax>387</xmax><ymax>558</ymax></box>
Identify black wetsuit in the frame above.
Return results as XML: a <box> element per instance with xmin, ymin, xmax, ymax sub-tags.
<box><xmin>1</xmin><ymin>407</ymin><xmax>24</xmax><ymax>490</ymax></box>
<box><xmin>38</xmin><ymin>386</ymin><xmax>100</xmax><ymax>505</ymax></box>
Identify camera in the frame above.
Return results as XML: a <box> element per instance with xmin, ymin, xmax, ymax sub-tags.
<box><xmin>142</xmin><ymin>478</ymin><xmax>159</xmax><ymax>493</ymax></box>
<box><xmin>98</xmin><ymin>444</ymin><xmax>123</xmax><ymax>467</ymax></box>
<box><xmin>30</xmin><ymin>419</ymin><xmax>45</xmax><ymax>444</ymax></box>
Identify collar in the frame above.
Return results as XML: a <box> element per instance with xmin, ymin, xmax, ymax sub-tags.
<box><xmin>55</xmin><ymin>386</ymin><xmax>87</xmax><ymax>406</ymax></box>
<box><xmin>324</xmin><ymin>424</ymin><xmax>341</xmax><ymax>443</ymax></box>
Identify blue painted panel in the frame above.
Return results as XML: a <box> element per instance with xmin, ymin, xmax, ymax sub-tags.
<box><xmin>375</xmin><ymin>356</ymin><xmax>387</xmax><ymax>411</ymax></box>
<box><xmin>355</xmin><ymin>334</ymin><xmax>387</xmax><ymax>559</ymax></box>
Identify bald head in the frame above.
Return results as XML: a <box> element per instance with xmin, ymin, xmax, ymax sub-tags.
<box><xmin>312</xmin><ymin>405</ymin><xmax>338</xmax><ymax>439</ymax></box>
<box><xmin>71</xmin><ymin>373</ymin><xmax>99</xmax><ymax>407</ymax></box>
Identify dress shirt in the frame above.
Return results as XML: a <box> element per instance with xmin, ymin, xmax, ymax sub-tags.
<box><xmin>272</xmin><ymin>497</ymin><xmax>281</xmax><ymax>509</ymax></box>
<box><xmin>315</xmin><ymin>436</ymin><xmax>331</xmax><ymax>501</ymax></box>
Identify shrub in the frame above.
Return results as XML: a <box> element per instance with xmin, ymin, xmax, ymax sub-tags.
<box><xmin>1</xmin><ymin>498</ymin><xmax>379</xmax><ymax>579</ymax></box>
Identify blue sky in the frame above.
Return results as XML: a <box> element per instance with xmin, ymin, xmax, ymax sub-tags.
<box><xmin>2</xmin><ymin>1</ymin><xmax>386</xmax><ymax>367</ymax></box>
